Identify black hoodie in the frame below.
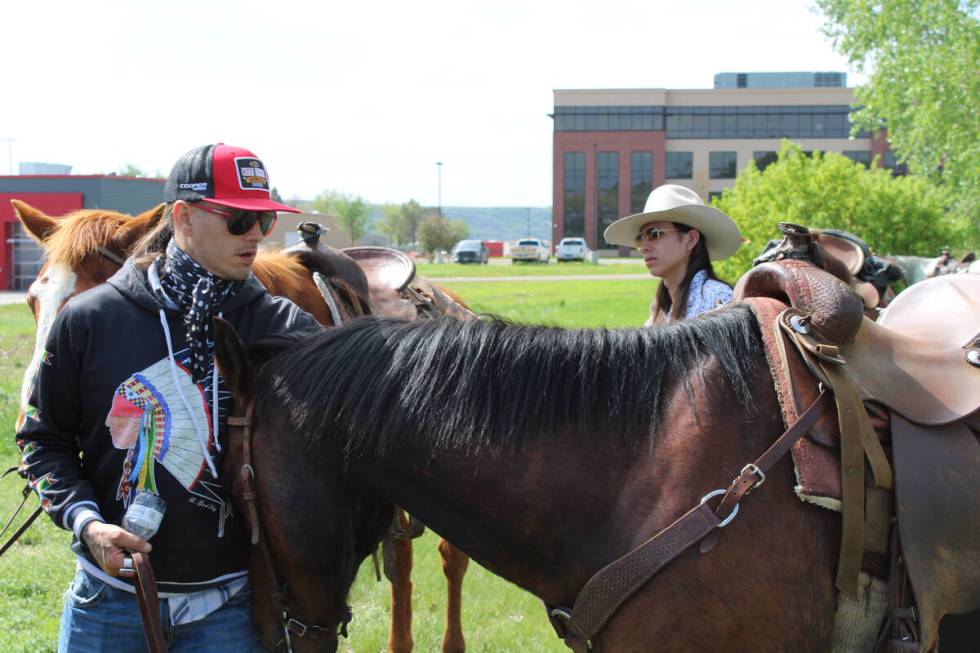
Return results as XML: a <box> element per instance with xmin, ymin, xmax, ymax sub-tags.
<box><xmin>16</xmin><ymin>259</ymin><xmax>322</xmax><ymax>592</ymax></box>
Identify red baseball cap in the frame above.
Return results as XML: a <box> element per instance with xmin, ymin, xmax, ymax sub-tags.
<box><xmin>164</xmin><ymin>143</ymin><xmax>300</xmax><ymax>213</ymax></box>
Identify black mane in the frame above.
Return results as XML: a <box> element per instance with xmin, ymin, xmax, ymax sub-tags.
<box><xmin>255</xmin><ymin>304</ymin><xmax>763</xmax><ymax>458</ymax></box>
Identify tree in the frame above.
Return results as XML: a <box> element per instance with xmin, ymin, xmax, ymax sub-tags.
<box><xmin>270</xmin><ymin>187</ymin><xmax>284</xmax><ymax>204</ymax></box>
<box><xmin>312</xmin><ymin>191</ymin><xmax>370</xmax><ymax>246</ymax></box>
<box><xmin>118</xmin><ymin>163</ymin><xmax>147</xmax><ymax>177</ymax></box>
<box><xmin>378</xmin><ymin>205</ymin><xmax>407</xmax><ymax>246</ymax></box>
<box><xmin>417</xmin><ymin>213</ymin><xmax>469</xmax><ymax>255</ymax></box>
<box><xmin>400</xmin><ymin>199</ymin><xmax>426</xmax><ymax>246</ymax></box>
<box><xmin>711</xmin><ymin>141</ymin><xmax>967</xmax><ymax>281</ymax></box>
<box><xmin>817</xmin><ymin>0</ymin><xmax>980</xmax><ymax>221</ymax></box>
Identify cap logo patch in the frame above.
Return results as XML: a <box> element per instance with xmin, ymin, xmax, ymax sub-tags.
<box><xmin>179</xmin><ymin>182</ymin><xmax>208</xmax><ymax>191</ymax></box>
<box><xmin>234</xmin><ymin>157</ymin><xmax>270</xmax><ymax>191</ymax></box>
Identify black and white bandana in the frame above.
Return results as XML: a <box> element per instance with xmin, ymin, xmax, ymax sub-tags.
<box><xmin>155</xmin><ymin>239</ymin><xmax>245</xmax><ymax>383</ymax></box>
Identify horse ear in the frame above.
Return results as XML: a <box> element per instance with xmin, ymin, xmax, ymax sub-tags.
<box><xmin>213</xmin><ymin>317</ymin><xmax>255</xmax><ymax>398</ymax></box>
<box><xmin>114</xmin><ymin>203</ymin><xmax>166</xmax><ymax>254</ymax></box>
<box><xmin>11</xmin><ymin>199</ymin><xmax>59</xmax><ymax>245</ymax></box>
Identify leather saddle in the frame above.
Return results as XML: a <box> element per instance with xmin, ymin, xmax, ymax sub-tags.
<box><xmin>736</xmin><ymin>227</ymin><xmax>980</xmax><ymax>652</ymax></box>
<box><xmin>344</xmin><ymin>246</ymin><xmax>476</xmax><ymax>322</ymax></box>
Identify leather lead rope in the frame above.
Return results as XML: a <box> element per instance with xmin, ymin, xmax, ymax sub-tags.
<box><xmin>132</xmin><ymin>552</ymin><xmax>167</xmax><ymax>653</ymax></box>
<box><xmin>0</xmin><ymin>467</ymin><xmax>43</xmax><ymax>558</ymax></box>
<box><xmin>550</xmin><ymin>392</ymin><xmax>831</xmax><ymax>650</ymax></box>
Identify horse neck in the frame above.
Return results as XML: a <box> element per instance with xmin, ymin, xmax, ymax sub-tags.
<box><xmin>348</xmin><ymin>356</ymin><xmax>782</xmax><ymax>606</ymax></box>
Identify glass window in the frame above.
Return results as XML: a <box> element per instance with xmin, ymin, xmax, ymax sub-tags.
<box><xmin>708</xmin><ymin>191</ymin><xmax>723</xmax><ymax>202</ymax></box>
<box><xmin>596</xmin><ymin>152</ymin><xmax>620</xmax><ymax>247</ymax></box>
<box><xmin>630</xmin><ymin>152</ymin><xmax>653</xmax><ymax>213</ymax></box>
<box><xmin>709</xmin><ymin>151</ymin><xmax>737</xmax><ymax>179</ymax></box>
<box><xmin>665</xmin><ymin>152</ymin><xmax>693</xmax><ymax>179</ymax></box>
<box><xmin>843</xmin><ymin>150</ymin><xmax>872</xmax><ymax>168</ymax></box>
<box><xmin>563</xmin><ymin>152</ymin><xmax>585</xmax><ymax>237</ymax></box>
<box><xmin>753</xmin><ymin>151</ymin><xmax>778</xmax><ymax>171</ymax></box>
<box><xmin>883</xmin><ymin>151</ymin><xmax>908</xmax><ymax>176</ymax></box>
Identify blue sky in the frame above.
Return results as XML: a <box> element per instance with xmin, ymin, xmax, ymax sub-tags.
<box><xmin>2</xmin><ymin>0</ymin><xmax>861</xmax><ymax>206</ymax></box>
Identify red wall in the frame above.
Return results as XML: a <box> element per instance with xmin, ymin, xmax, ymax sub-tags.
<box><xmin>0</xmin><ymin>193</ymin><xmax>84</xmax><ymax>290</ymax></box>
<box><xmin>553</xmin><ymin>131</ymin><xmax>665</xmax><ymax>250</ymax></box>
<box><xmin>484</xmin><ymin>241</ymin><xmax>504</xmax><ymax>257</ymax></box>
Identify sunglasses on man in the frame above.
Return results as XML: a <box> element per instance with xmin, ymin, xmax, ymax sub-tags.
<box><xmin>634</xmin><ymin>226</ymin><xmax>681</xmax><ymax>247</ymax></box>
<box><xmin>191</xmin><ymin>202</ymin><xmax>278</xmax><ymax>236</ymax></box>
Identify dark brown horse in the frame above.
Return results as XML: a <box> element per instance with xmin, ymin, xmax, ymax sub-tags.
<box><xmin>214</xmin><ymin>307</ymin><xmax>851</xmax><ymax>652</ymax></box>
<box><xmin>12</xmin><ymin>199</ymin><xmax>470</xmax><ymax>653</ymax></box>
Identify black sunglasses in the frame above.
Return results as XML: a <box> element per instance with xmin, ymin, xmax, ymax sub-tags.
<box><xmin>633</xmin><ymin>226</ymin><xmax>680</xmax><ymax>247</ymax></box>
<box><xmin>192</xmin><ymin>202</ymin><xmax>278</xmax><ymax>236</ymax></box>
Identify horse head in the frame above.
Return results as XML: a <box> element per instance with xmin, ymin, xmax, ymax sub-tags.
<box><xmin>12</xmin><ymin>199</ymin><xmax>164</xmax><ymax>430</ymax></box>
<box><xmin>213</xmin><ymin>318</ymin><xmax>392</xmax><ymax>652</ymax></box>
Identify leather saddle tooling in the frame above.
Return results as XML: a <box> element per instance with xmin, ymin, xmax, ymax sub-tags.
<box><xmin>548</xmin><ymin>224</ymin><xmax>978</xmax><ymax>653</ymax></box>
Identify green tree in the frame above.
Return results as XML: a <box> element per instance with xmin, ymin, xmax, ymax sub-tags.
<box><xmin>118</xmin><ymin>163</ymin><xmax>147</xmax><ymax>177</ymax></box>
<box><xmin>378</xmin><ymin>204</ymin><xmax>407</xmax><ymax>246</ymax></box>
<box><xmin>712</xmin><ymin>141</ymin><xmax>966</xmax><ymax>280</ymax></box>
<box><xmin>312</xmin><ymin>191</ymin><xmax>370</xmax><ymax>246</ymax></box>
<box><xmin>817</xmin><ymin>0</ymin><xmax>980</xmax><ymax>221</ymax></box>
<box><xmin>401</xmin><ymin>199</ymin><xmax>426</xmax><ymax>246</ymax></box>
<box><xmin>270</xmin><ymin>187</ymin><xmax>284</xmax><ymax>204</ymax></box>
<box><xmin>417</xmin><ymin>213</ymin><xmax>469</xmax><ymax>255</ymax></box>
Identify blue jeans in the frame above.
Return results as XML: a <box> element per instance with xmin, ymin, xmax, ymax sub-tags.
<box><xmin>58</xmin><ymin>568</ymin><xmax>265</xmax><ymax>652</ymax></box>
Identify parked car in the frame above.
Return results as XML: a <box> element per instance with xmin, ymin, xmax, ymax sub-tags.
<box><xmin>452</xmin><ymin>239</ymin><xmax>489</xmax><ymax>264</ymax></box>
<box><xmin>511</xmin><ymin>238</ymin><xmax>550</xmax><ymax>264</ymax></box>
<box><xmin>555</xmin><ymin>237</ymin><xmax>592</xmax><ymax>262</ymax></box>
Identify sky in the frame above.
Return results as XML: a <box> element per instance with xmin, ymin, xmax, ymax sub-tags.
<box><xmin>1</xmin><ymin>0</ymin><xmax>863</xmax><ymax>207</ymax></box>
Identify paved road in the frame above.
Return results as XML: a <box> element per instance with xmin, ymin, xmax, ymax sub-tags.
<box><xmin>0</xmin><ymin>292</ymin><xmax>27</xmax><ymax>305</ymax></box>
<box><xmin>436</xmin><ymin>274</ymin><xmax>650</xmax><ymax>283</ymax></box>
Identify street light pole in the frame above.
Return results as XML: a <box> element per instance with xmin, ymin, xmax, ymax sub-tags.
<box><xmin>436</xmin><ymin>161</ymin><xmax>443</xmax><ymax>216</ymax></box>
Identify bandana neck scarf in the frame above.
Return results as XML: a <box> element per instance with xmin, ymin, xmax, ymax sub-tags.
<box><xmin>155</xmin><ymin>239</ymin><xmax>244</xmax><ymax>383</ymax></box>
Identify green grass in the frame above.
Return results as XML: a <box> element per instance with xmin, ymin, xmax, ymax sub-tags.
<box><xmin>0</xmin><ymin>279</ymin><xmax>653</xmax><ymax>652</ymax></box>
<box><xmin>415</xmin><ymin>260</ymin><xmax>647</xmax><ymax>277</ymax></box>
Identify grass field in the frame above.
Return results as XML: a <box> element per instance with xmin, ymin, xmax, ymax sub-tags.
<box><xmin>415</xmin><ymin>260</ymin><xmax>647</xmax><ymax>278</ymax></box>
<box><xmin>0</xmin><ymin>275</ymin><xmax>653</xmax><ymax>652</ymax></box>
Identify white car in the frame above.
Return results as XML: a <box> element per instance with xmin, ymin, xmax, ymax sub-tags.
<box><xmin>555</xmin><ymin>237</ymin><xmax>591</xmax><ymax>262</ymax></box>
<box><xmin>511</xmin><ymin>238</ymin><xmax>550</xmax><ymax>263</ymax></box>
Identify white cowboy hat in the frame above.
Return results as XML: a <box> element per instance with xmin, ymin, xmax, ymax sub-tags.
<box><xmin>603</xmin><ymin>184</ymin><xmax>741</xmax><ymax>260</ymax></box>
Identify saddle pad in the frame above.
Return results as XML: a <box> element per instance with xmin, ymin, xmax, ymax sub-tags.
<box><xmin>744</xmin><ymin>297</ymin><xmax>844</xmax><ymax>510</ymax></box>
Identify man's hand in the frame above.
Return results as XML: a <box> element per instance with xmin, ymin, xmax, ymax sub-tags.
<box><xmin>81</xmin><ymin>521</ymin><xmax>151</xmax><ymax>577</ymax></box>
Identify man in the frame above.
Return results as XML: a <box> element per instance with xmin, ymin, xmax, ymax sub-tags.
<box><xmin>16</xmin><ymin>143</ymin><xmax>322</xmax><ymax>651</ymax></box>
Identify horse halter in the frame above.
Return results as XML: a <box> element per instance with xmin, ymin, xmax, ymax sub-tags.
<box><xmin>228</xmin><ymin>401</ymin><xmax>352</xmax><ymax>652</ymax></box>
<box><xmin>97</xmin><ymin>246</ymin><xmax>127</xmax><ymax>267</ymax></box>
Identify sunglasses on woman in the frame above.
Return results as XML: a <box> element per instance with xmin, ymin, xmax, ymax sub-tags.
<box><xmin>191</xmin><ymin>202</ymin><xmax>278</xmax><ymax>236</ymax></box>
<box><xmin>634</xmin><ymin>226</ymin><xmax>680</xmax><ymax>247</ymax></box>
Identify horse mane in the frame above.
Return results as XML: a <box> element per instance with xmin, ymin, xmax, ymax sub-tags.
<box><xmin>44</xmin><ymin>209</ymin><xmax>129</xmax><ymax>266</ymax></box>
<box><xmin>255</xmin><ymin>304</ymin><xmax>763</xmax><ymax>459</ymax></box>
<box><xmin>252</xmin><ymin>251</ymin><xmax>311</xmax><ymax>299</ymax></box>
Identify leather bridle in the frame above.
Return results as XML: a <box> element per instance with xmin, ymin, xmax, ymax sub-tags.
<box><xmin>227</xmin><ymin>401</ymin><xmax>352</xmax><ymax>652</ymax></box>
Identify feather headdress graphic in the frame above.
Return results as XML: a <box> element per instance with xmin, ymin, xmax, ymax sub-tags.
<box><xmin>107</xmin><ymin>348</ymin><xmax>227</xmax><ymax>513</ymax></box>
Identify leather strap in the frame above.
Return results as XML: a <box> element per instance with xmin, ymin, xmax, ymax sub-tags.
<box><xmin>550</xmin><ymin>392</ymin><xmax>831</xmax><ymax>648</ymax></box>
<box><xmin>227</xmin><ymin>402</ymin><xmax>345</xmax><ymax>648</ymax></box>
<box><xmin>132</xmin><ymin>552</ymin><xmax>167</xmax><ymax>653</ymax></box>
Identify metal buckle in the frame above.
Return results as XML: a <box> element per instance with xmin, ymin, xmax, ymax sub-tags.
<box><xmin>700</xmin><ymin>489</ymin><xmax>739</xmax><ymax>528</ymax></box>
<box><xmin>285</xmin><ymin>617</ymin><xmax>308</xmax><ymax>637</ymax></box>
<box><xmin>740</xmin><ymin>463</ymin><xmax>766</xmax><ymax>491</ymax></box>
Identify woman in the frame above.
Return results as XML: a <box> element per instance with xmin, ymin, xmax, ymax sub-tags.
<box><xmin>604</xmin><ymin>184</ymin><xmax>741</xmax><ymax>325</ymax></box>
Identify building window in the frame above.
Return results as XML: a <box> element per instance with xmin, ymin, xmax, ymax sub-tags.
<box><xmin>665</xmin><ymin>152</ymin><xmax>693</xmax><ymax>179</ymax></box>
<box><xmin>709</xmin><ymin>151</ymin><xmax>737</xmax><ymax>179</ymax></box>
<box><xmin>708</xmin><ymin>191</ymin><xmax>723</xmax><ymax>203</ymax></box>
<box><xmin>630</xmin><ymin>152</ymin><xmax>653</xmax><ymax>213</ymax></box>
<box><xmin>554</xmin><ymin>106</ymin><xmax>664</xmax><ymax>132</ymax></box>
<box><xmin>883</xmin><ymin>151</ymin><xmax>908</xmax><ymax>177</ymax></box>
<box><xmin>563</xmin><ymin>152</ymin><xmax>585</xmax><ymax>237</ymax></box>
<box><xmin>596</xmin><ymin>152</ymin><xmax>619</xmax><ymax>248</ymax></box>
<box><xmin>843</xmin><ymin>151</ymin><xmax>872</xmax><ymax>168</ymax></box>
<box><xmin>753</xmin><ymin>151</ymin><xmax>778</xmax><ymax>171</ymax></box>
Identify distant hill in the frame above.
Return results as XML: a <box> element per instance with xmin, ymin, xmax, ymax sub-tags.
<box><xmin>292</xmin><ymin>201</ymin><xmax>553</xmax><ymax>244</ymax></box>
<box><xmin>438</xmin><ymin>207</ymin><xmax>552</xmax><ymax>242</ymax></box>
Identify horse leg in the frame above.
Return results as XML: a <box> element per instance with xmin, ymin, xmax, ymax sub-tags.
<box><xmin>438</xmin><ymin>538</ymin><xmax>469</xmax><ymax>653</ymax></box>
<box><xmin>386</xmin><ymin>510</ymin><xmax>414</xmax><ymax>653</ymax></box>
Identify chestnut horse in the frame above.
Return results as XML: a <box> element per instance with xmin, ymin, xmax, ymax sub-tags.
<box><xmin>12</xmin><ymin>199</ymin><xmax>469</xmax><ymax>653</ymax></box>
<box><xmin>213</xmin><ymin>308</ymin><xmax>853</xmax><ymax>652</ymax></box>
